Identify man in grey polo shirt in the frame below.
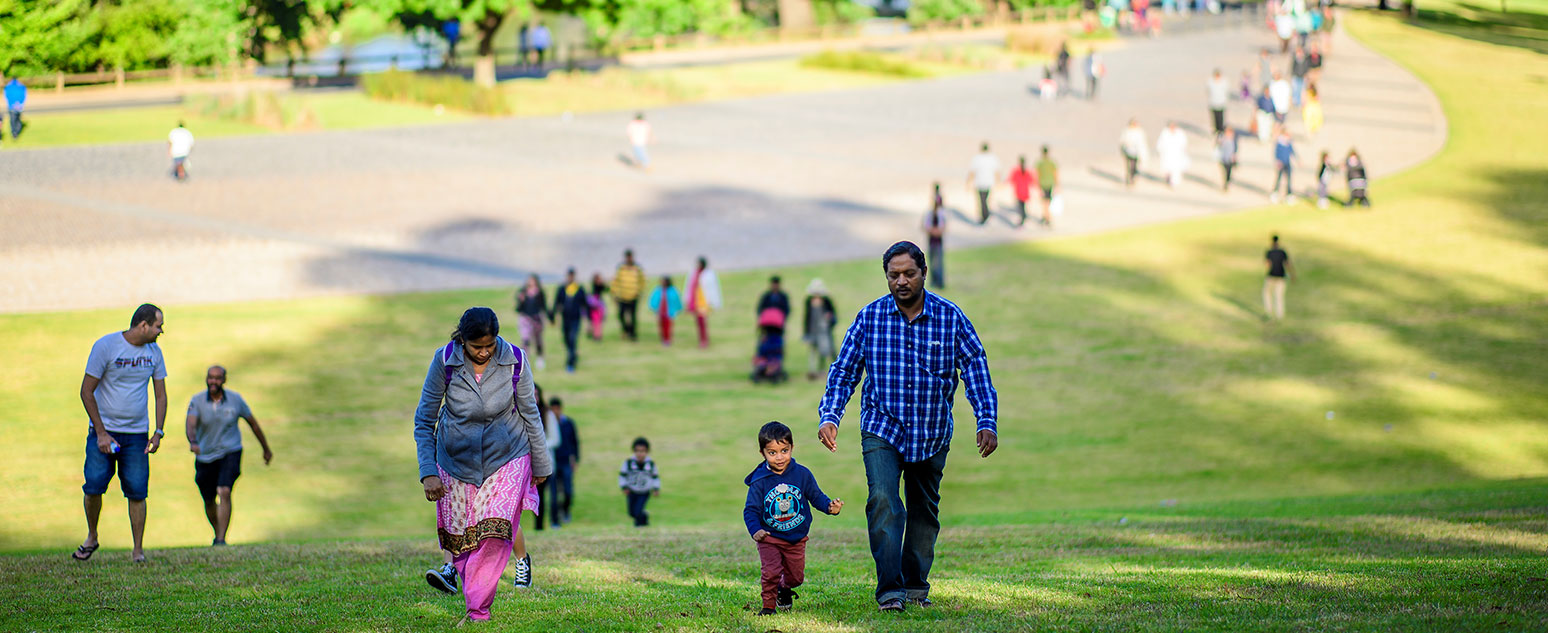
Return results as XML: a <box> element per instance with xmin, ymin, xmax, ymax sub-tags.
<box><xmin>186</xmin><ymin>365</ymin><xmax>273</xmax><ymax>546</ymax></box>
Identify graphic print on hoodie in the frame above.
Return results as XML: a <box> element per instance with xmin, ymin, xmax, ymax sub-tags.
<box><xmin>743</xmin><ymin>459</ymin><xmax>834</xmax><ymax>544</ymax></box>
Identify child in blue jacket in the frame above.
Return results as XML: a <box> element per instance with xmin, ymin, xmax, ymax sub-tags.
<box><xmin>743</xmin><ymin>421</ymin><xmax>843</xmax><ymax>615</ymax></box>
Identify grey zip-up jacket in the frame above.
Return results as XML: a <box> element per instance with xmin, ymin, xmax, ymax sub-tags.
<box><xmin>414</xmin><ymin>338</ymin><xmax>552</xmax><ymax>485</ymax></box>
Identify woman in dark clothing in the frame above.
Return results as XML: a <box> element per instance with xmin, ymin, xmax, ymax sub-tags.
<box><xmin>1345</xmin><ymin>149</ymin><xmax>1371</xmax><ymax>207</ymax></box>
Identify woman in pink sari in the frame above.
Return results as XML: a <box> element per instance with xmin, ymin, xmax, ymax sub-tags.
<box><xmin>415</xmin><ymin>307</ymin><xmax>553</xmax><ymax>625</ymax></box>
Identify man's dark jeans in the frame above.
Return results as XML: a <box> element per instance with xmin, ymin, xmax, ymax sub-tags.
<box><xmin>975</xmin><ymin>188</ymin><xmax>991</xmax><ymax>224</ymax></box>
<box><xmin>861</xmin><ymin>431</ymin><xmax>948</xmax><ymax>604</ymax></box>
<box><xmin>617</xmin><ymin>299</ymin><xmax>638</xmax><ymax>340</ymax></box>
<box><xmin>927</xmin><ymin>239</ymin><xmax>945</xmax><ymax>290</ymax></box>
<box><xmin>550</xmin><ymin>459</ymin><xmax>574</xmax><ymax>520</ymax></box>
<box><xmin>8</xmin><ymin>111</ymin><xmax>21</xmax><ymax>139</ymax></box>
<box><xmin>561</xmin><ymin>318</ymin><xmax>581</xmax><ymax>370</ymax></box>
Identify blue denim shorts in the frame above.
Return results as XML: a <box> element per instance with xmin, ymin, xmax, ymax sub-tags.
<box><xmin>83</xmin><ymin>431</ymin><xmax>150</xmax><ymax>500</ymax></box>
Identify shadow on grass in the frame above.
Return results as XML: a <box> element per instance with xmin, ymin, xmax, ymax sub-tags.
<box><xmin>4</xmin><ymin>486</ymin><xmax>1546</xmax><ymax>631</ymax></box>
<box><xmin>1408</xmin><ymin>4</ymin><xmax>1548</xmax><ymax>55</ymax></box>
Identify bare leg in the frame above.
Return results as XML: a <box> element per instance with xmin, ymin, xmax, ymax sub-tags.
<box><xmin>512</xmin><ymin>525</ymin><xmax>527</xmax><ymax>559</ymax></box>
<box><xmin>128</xmin><ymin>499</ymin><xmax>147</xmax><ymax>560</ymax></box>
<box><xmin>215</xmin><ymin>488</ymin><xmax>233</xmax><ymax>543</ymax></box>
<box><xmin>204</xmin><ymin>497</ymin><xmax>219</xmax><ymax>535</ymax></box>
<box><xmin>83</xmin><ymin>494</ymin><xmax>102</xmax><ymax>548</ymax></box>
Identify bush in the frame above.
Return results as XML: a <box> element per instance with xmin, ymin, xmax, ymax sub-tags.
<box><xmin>907</xmin><ymin>0</ymin><xmax>986</xmax><ymax>26</ymax></box>
<box><xmin>799</xmin><ymin>50</ymin><xmax>931</xmax><ymax>77</ymax></box>
<box><xmin>360</xmin><ymin>70</ymin><xmax>511</xmax><ymax>116</ymax></box>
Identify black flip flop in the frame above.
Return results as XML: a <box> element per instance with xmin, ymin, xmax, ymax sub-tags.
<box><xmin>71</xmin><ymin>543</ymin><xmax>99</xmax><ymax>561</ymax></box>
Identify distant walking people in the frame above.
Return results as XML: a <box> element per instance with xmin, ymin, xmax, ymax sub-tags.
<box><xmin>551</xmin><ymin>268</ymin><xmax>589</xmax><ymax>372</ymax></box>
<box><xmin>186</xmin><ymin>365</ymin><xmax>274</xmax><ymax>546</ymax></box>
<box><xmin>818</xmin><ymin>241</ymin><xmax>999</xmax><ymax>613</ymax></box>
<box><xmin>802</xmin><ymin>279</ymin><xmax>838</xmax><ymax>381</ymax></box>
<box><xmin>757</xmin><ymin>276</ymin><xmax>792</xmax><ymax>334</ymax></box>
<box><xmin>76</xmin><ymin>303</ymin><xmax>167</xmax><ymax>564</ymax></box>
<box><xmin>627</xmin><ymin>113</ymin><xmax>652</xmax><ymax>171</ymax></box>
<box><xmin>966</xmin><ymin>142</ymin><xmax>1001</xmax><ymax>225</ymax></box>
<box><xmin>1156</xmin><ymin>122</ymin><xmax>1190</xmax><ymax>189</ymax></box>
<box><xmin>1316</xmin><ymin>150</ymin><xmax>1338</xmax><ymax>209</ymax></box>
<box><xmin>414</xmin><ymin>307</ymin><xmax>550</xmax><ymax>624</ymax></box>
<box><xmin>1254</xmin><ymin>87</ymin><xmax>1276</xmax><ymax>142</ymax></box>
<box><xmin>1085</xmin><ymin>49</ymin><xmax>1104</xmax><ymax>99</ymax></box>
<box><xmin>1119</xmin><ymin>119</ymin><xmax>1148</xmax><ymax>188</ymax></box>
<box><xmin>1217</xmin><ymin>127</ymin><xmax>1239</xmax><ymax>192</ymax></box>
<box><xmin>1056</xmin><ymin>42</ymin><xmax>1072</xmax><ymax>89</ymax></box>
<box><xmin>1291</xmin><ymin>46</ymin><xmax>1311</xmax><ymax>108</ymax></box>
<box><xmin>922</xmin><ymin>185</ymin><xmax>948</xmax><ymax>290</ymax></box>
<box><xmin>530</xmin><ymin>23</ymin><xmax>552</xmax><ymax>66</ymax></box>
<box><xmin>1207</xmin><ymin>68</ymin><xmax>1230</xmax><ymax>135</ymax></box>
<box><xmin>1271</xmin><ymin>127</ymin><xmax>1299</xmax><ymax>203</ymax></box>
<box><xmin>4</xmin><ymin>76</ymin><xmax>26</xmax><ymax>140</ymax></box>
<box><xmin>619</xmin><ymin>437</ymin><xmax>660</xmax><ymax>527</ymax></box>
<box><xmin>1035</xmin><ymin>146</ymin><xmax>1059</xmax><ymax>226</ymax></box>
<box><xmin>168</xmin><ymin>121</ymin><xmax>194</xmax><ymax>181</ymax></box>
<box><xmin>611</xmin><ymin>249</ymin><xmax>646</xmax><ymax>341</ymax></box>
<box><xmin>648</xmin><ymin>276</ymin><xmax>683</xmax><ymax>346</ymax></box>
<box><xmin>549</xmin><ymin>397</ymin><xmax>580</xmax><ymax>526</ymax></box>
<box><xmin>1269</xmin><ymin>72</ymin><xmax>1292</xmax><ymax>124</ymax></box>
<box><xmin>1263</xmin><ymin>235</ymin><xmax>1296</xmax><ymax>321</ymax></box>
<box><xmin>1345</xmin><ymin>149</ymin><xmax>1371</xmax><ymax>207</ymax></box>
<box><xmin>1006</xmin><ymin>155</ymin><xmax>1038</xmax><ymax>228</ymax></box>
<box><xmin>684</xmin><ymin>256</ymin><xmax>723</xmax><ymax>348</ymax></box>
<box><xmin>515</xmin><ymin>274</ymin><xmax>548</xmax><ymax>370</ymax></box>
<box><xmin>587</xmin><ymin>273</ymin><xmax>608</xmax><ymax>342</ymax></box>
<box><xmin>1302</xmin><ymin>83</ymin><xmax>1324</xmax><ymax>137</ymax></box>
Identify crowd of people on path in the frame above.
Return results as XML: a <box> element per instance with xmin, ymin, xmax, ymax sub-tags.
<box><xmin>1103</xmin><ymin>0</ymin><xmax>1372</xmax><ymax>210</ymax></box>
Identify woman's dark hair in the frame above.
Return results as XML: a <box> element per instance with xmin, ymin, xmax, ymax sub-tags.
<box><xmin>758</xmin><ymin>421</ymin><xmax>794</xmax><ymax>451</ymax></box>
<box><xmin>632</xmin><ymin>437</ymin><xmax>650</xmax><ymax>451</ymax></box>
<box><xmin>451</xmin><ymin>307</ymin><xmax>499</xmax><ymax>343</ymax></box>
<box><xmin>535</xmin><ymin>382</ymin><xmax>549</xmax><ymax>422</ymax></box>
<box><xmin>882</xmin><ymin>241</ymin><xmax>927</xmax><ymax>272</ymax></box>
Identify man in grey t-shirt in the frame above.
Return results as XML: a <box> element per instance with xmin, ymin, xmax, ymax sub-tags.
<box><xmin>187</xmin><ymin>365</ymin><xmax>273</xmax><ymax>546</ymax></box>
<box><xmin>76</xmin><ymin>303</ymin><xmax>167</xmax><ymax>563</ymax></box>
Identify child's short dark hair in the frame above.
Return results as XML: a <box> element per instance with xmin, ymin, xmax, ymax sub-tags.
<box><xmin>632</xmin><ymin>437</ymin><xmax>650</xmax><ymax>451</ymax></box>
<box><xmin>548</xmin><ymin>396</ymin><xmax>563</xmax><ymax>408</ymax></box>
<box><xmin>758</xmin><ymin>421</ymin><xmax>794</xmax><ymax>451</ymax></box>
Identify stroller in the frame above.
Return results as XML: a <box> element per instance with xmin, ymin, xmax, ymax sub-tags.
<box><xmin>750</xmin><ymin>308</ymin><xmax>788</xmax><ymax>384</ymax></box>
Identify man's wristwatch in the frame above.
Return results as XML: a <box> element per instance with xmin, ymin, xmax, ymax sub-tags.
<box><xmin>153</xmin><ymin>429</ymin><xmax>165</xmax><ymax>438</ymax></box>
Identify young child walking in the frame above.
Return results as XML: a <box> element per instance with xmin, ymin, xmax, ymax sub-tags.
<box><xmin>618</xmin><ymin>437</ymin><xmax>660</xmax><ymax>527</ymax></box>
<box><xmin>743</xmin><ymin>421</ymin><xmax>843</xmax><ymax>616</ymax></box>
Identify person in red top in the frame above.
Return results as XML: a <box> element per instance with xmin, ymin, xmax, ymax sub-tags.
<box><xmin>1006</xmin><ymin>156</ymin><xmax>1038</xmax><ymax>228</ymax></box>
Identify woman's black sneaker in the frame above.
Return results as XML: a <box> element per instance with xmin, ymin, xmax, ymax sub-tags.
<box><xmin>512</xmin><ymin>554</ymin><xmax>533</xmax><ymax>588</ymax></box>
<box><xmin>426</xmin><ymin>562</ymin><xmax>458</xmax><ymax>594</ymax></box>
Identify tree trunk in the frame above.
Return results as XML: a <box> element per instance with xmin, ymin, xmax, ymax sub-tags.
<box><xmin>473</xmin><ymin>10</ymin><xmax>507</xmax><ymax>88</ymax></box>
<box><xmin>777</xmin><ymin>0</ymin><xmax>813</xmax><ymax>31</ymax></box>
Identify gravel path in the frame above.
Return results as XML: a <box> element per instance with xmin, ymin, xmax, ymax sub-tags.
<box><xmin>0</xmin><ymin>15</ymin><xmax>1444</xmax><ymax>314</ymax></box>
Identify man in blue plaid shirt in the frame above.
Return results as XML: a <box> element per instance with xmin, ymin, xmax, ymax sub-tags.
<box><xmin>818</xmin><ymin>241</ymin><xmax>998</xmax><ymax>612</ymax></box>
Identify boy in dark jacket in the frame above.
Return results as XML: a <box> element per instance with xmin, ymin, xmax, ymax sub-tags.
<box><xmin>743</xmin><ymin>421</ymin><xmax>843</xmax><ymax>615</ymax></box>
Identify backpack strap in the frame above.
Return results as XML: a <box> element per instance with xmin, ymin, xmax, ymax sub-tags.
<box><xmin>442</xmin><ymin>342</ymin><xmax>457</xmax><ymax>387</ymax></box>
<box><xmin>509</xmin><ymin>342</ymin><xmax>525</xmax><ymax>412</ymax></box>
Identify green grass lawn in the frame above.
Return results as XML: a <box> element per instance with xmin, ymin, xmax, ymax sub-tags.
<box><xmin>1</xmin><ymin>9</ymin><xmax>1546</xmax><ymax>631</ymax></box>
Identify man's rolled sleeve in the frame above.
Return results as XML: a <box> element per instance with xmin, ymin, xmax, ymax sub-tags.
<box><xmin>956</xmin><ymin>317</ymin><xmax>998</xmax><ymax>436</ymax></box>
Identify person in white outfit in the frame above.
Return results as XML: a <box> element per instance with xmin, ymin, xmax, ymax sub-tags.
<box><xmin>168</xmin><ymin>121</ymin><xmax>194</xmax><ymax>182</ymax></box>
<box><xmin>626</xmin><ymin>113</ymin><xmax>652</xmax><ymax>171</ymax></box>
<box><xmin>1156</xmin><ymin>122</ymin><xmax>1190</xmax><ymax>189</ymax></box>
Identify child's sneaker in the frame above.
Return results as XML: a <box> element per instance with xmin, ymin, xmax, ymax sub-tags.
<box><xmin>512</xmin><ymin>554</ymin><xmax>532</xmax><ymax>589</ymax></box>
<box><xmin>756</xmin><ymin>608</ymin><xmax>777</xmax><ymax>616</ymax></box>
<box><xmin>776</xmin><ymin>587</ymin><xmax>798</xmax><ymax>610</ymax></box>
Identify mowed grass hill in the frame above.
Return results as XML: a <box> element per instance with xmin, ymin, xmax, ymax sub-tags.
<box><xmin>2</xmin><ymin>9</ymin><xmax>1546</xmax><ymax>632</ymax></box>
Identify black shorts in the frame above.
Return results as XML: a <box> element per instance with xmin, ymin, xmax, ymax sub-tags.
<box><xmin>195</xmin><ymin>450</ymin><xmax>242</xmax><ymax>502</ymax></box>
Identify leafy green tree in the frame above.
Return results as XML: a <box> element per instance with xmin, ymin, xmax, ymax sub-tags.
<box><xmin>907</xmin><ymin>0</ymin><xmax>985</xmax><ymax>25</ymax></box>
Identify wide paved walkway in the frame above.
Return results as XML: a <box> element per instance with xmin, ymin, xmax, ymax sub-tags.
<box><xmin>0</xmin><ymin>14</ymin><xmax>1444</xmax><ymax>313</ymax></box>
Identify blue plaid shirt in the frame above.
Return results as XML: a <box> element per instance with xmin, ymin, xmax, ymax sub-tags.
<box><xmin>819</xmin><ymin>290</ymin><xmax>998</xmax><ymax>463</ymax></box>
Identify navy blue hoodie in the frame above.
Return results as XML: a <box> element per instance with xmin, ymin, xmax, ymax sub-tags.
<box><xmin>743</xmin><ymin>460</ymin><xmax>834</xmax><ymax>544</ymax></box>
